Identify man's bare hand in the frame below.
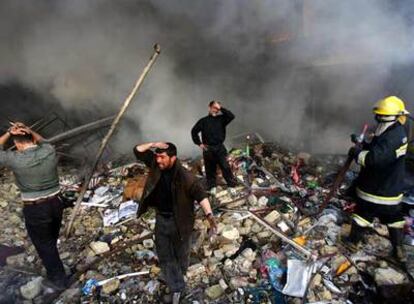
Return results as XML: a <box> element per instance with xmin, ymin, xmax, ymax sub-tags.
<box><xmin>9</xmin><ymin>121</ymin><xmax>26</xmax><ymax>128</ymax></box>
<box><xmin>200</xmin><ymin>144</ymin><xmax>207</xmax><ymax>151</ymax></box>
<box><xmin>207</xmin><ymin>214</ymin><xmax>218</xmax><ymax>237</ymax></box>
<box><xmin>9</xmin><ymin>126</ymin><xmax>29</xmax><ymax>136</ymax></box>
<box><xmin>214</xmin><ymin>101</ymin><xmax>221</xmax><ymax>110</ymax></box>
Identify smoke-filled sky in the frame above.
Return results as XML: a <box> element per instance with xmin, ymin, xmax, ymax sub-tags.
<box><xmin>0</xmin><ymin>0</ymin><xmax>414</xmax><ymax>156</ymax></box>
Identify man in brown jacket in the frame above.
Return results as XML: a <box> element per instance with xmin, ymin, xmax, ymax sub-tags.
<box><xmin>134</xmin><ymin>142</ymin><xmax>217</xmax><ymax>303</ymax></box>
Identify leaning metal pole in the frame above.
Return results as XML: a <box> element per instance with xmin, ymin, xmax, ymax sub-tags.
<box><xmin>65</xmin><ymin>44</ymin><xmax>161</xmax><ymax>237</ymax></box>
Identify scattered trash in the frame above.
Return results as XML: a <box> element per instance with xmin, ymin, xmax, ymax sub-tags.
<box><xmin>1</xmin><ymin>140</ymin><xmax>413</xmax><ymax>303</ymax></box>
<box><xmin>282</xmin><ymin>259</ymin><xmax>315</xmax><ymax>297</ymax></box>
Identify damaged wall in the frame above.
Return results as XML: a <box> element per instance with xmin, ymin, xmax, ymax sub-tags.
<box><xmin>0</xmin><ymin>0</ymin><xmax>413</xmax><ymax>156</ymax></box>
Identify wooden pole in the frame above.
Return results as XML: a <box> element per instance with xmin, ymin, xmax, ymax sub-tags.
<box><xmin>65</xmin><ymin>44</ymin><xmax>161</xmax><ymax>237</ymax></box>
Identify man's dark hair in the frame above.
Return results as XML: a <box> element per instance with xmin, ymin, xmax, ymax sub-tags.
<box><xmin>155</xmin><ymin>142</ymin><xmax>177</xmax><ymax>157</ymax></box>
<box><xmin>209</xmin><ymin>100</ymin><xmax>218</xmax><ymax>107</ymax></box>
<box><xmin>11</xmin><ymin>132</ymin><xmax>33</xmax><ymax>143</ymax></box>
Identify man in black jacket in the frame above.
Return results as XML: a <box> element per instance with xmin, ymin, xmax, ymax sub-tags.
<box><xmin>347</xmin><ymin>96</ymin><xmax>409</xmax><ymax>262</ymax></box>
<box><xmin>133</xmin><ymin>142</ymin><xmax>217</xmax><ymax>303</ymax></box>
<box><xmin>191</xmin><ymin>100</ymin><xmax>237</xmax><ymax>192</ymax></box>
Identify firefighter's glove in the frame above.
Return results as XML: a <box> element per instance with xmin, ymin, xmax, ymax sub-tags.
<box><xmin>348</xmin><ymin>146</ymin><xmax>362</xmax><ymax>160</ymax></box>
<box><xmin>350</xmin><ymin>134</ymin><xmax>359</xmax><ymax>144</ymax></box>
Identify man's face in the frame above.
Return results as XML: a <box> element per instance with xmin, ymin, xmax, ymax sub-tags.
<box><xmin>155</xmin><ymin>152</ymin><xmax>176</xmax><ymax>170</ymax></box>
<box><xmin>209</xmin><ymin>103</ymin><xmax>220</xmax><ymax>116</ymax></box>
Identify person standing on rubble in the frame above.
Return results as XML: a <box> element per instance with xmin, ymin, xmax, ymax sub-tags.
<box><xmin>0</xmin><ymin>123</ymin><xmax>68</xmax><ymax>289</ymax></box>
<box><xmin>133</xmin><ymin>142</ymin><xmax>217</xmax><ymax>303</ymax></box>
<box><xmin>347</xmin><ymin>96</ymin><xmax>409</xmax><ymax>262</ymax></box>
<box><xmin>191</xmin><ymin>100</ymin><xmax>238</xmax><ymax>194</ymax></box>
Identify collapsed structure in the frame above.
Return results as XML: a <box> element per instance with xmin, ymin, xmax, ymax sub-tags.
<box><xmin>0</xmin><ymin>130</ymin><xmax>413</xmax><ymax>303</ymax></box>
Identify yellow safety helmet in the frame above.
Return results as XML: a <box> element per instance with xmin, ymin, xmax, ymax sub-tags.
<box><xmin>373</xmin><ymin>96</ymin><xmax>410</xmax><ymax>116</ymax></box>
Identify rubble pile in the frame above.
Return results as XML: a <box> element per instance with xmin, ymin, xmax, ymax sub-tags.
<box><xmin>0</xmin><ymin>142</ymin><xmax>413</xmax><ymax>303</ymax></box>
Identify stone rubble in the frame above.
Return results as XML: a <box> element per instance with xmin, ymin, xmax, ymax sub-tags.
<box><xmin>0</xmin><ymin>142</ymin><xmax>413</xmax><ymax>303</ymax></box>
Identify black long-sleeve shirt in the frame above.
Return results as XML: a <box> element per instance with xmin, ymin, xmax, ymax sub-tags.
<box><xmin>191</xmin><ymin>108</ymin><xmax>235</xmax><ymax>146</ymax></box>
<box><xmin>146</xmin><ymin>164</ymin><xmax>174</xmax><ymax>214</ymax></box>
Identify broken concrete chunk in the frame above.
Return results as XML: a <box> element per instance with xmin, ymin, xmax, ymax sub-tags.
<box><xmin>60</xmin><ymin>251</ymin><xmax>71</xmax><ymax>260</ymax></box>
<box><xmin>257</xmin><ymin>230</ymin><xmax>272</xmax><ymax>240</ymax></box>
<box><xmin>320</xmin><ymin>245</ymin><xmax>338</xmax><ymax>255</ymax></box>
<box><xmin>229</xmin><ymin>277</ymin><xmax>250</xmax><ymax>289</ymax></box>
<box><xmin>239</xmin><ymin>260</ymin><xmax>253</xmax><ymax>273</ymax></box>
<box><xmin>276</xmin><ymin>221</ymin><xmax>291</xmax><ymax>233</ymax></box>
<box><xmin>223</xmin><ymin>259</ymin><xmax>233</xmax><ymax>268</ymax></box>
<box><xmin>310</xmin><ymin>273</ymin><xmax>322</xmax><ymax>288</ymax></box>
<box><xmin>9</xmin><ymin>214</ymin><xmax>21</xmax><ymax>225</ymax></box>
<box><xmin>213</xmin><ymin>249</ymin><xmax>225</xmax><ymax>260</ymax></box>
<box><xmin>59</xmin><ymin>288</ymin><xmax>81</xmax><ymax>303</ymax></box>
<box><xmin>90</xmin><ymin>241</ymin><xmax>110</xmax><ymax>255</ymax></box>
<box><xmin>374</xmin><ymin>268</ymin><xmax>405</xmax><ymax>285</ymax></box>
<box><xmin>257</xmin><ymin>196</ymin><xmax>268</xmax><ymax>207</ymax></box>
<box><xmin>239</xmin><ymin>227</ymin><xmax>251</xmax><ymax>235</ymax></box>
<box><xmin>263</xmin><ymin>210</ymin><xmax>281</xmax><ymax>225</ymax></box>
<box><xmin>102</xmin><ymin>278</ymin><xmax>120</xmax><ymax>295</ymax></box>
<box><xmin>219</xmin><ymin>279</ymin><xmax>228</xmax><ymax>291</ymax></box>
<box><xmin>186</xmin><ymin>263</ymin><xmax>206</xmax><ymax>278</ymax></box>
<box><xmin>143</xmin><ymin>239</ymin><xmax>154</xmax><ymax>249</ymax></box>
<box><xmin>247</xmin><ymin>194</ymin><xmax>258</xmax><ymax>206</ymax></box>
<box><xmin>251</xmin><ymin>223</ymin><xmax>262</xmax><ymax>233</ymax></box>
<box><xmin>221</xmin><ymin>244</ymin><xmax>239</xmax><ymax>257</ymax></box>
<box><xmin>241</xmin><ymin>248</ymin><xmax>256</xmax><ymax>261</ymax></box>
<box><xmin>20</xmin><ymin>277</ymin><xmax>43</xmax><ymax>300</ymax></box>
<box><xmin>221</xmin><ymin>225</ymin><xmax>240</xmax><ymax>241</ymax></box>
<box><xmin>243</xmin><ymin>219</ymin><xmax>253</xmax><ymax>228</ymax></box>
<box><xmin>150</xmin><ymin>265</ymin><xmax>161</xmax><ymax>276</ymax></box>
<box><xmin>205</xmin><ymin>284</ymin><xmax>224</xmax><ymax>300</ymax></box>
<box><xmin>203</xmin><ymin>245</ymin><xmax>212</xmax><ymax>257</ymax></box>
<box><xmin>216</xmin><ymin>223</ymin><xmax>226</xmax><ymax>234</ymax></box>
<box><xmin>6</xmin><ymin>253</ymin><xmax>26</xmax><ymax>267</ymax></box>
<box><xmin>318</xmin><ymin>288</ymin><xmax>333</xmax><ymax>301</ymax></box>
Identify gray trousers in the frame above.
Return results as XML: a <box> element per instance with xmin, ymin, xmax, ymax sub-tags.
<box><xmin>155</xmin><ymin>214</ymin><xmax>191</xmax><ymax>292</ymax></box>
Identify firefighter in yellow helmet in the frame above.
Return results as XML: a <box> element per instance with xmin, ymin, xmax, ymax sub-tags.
<box><xmin>347</xmin><ymin>96</ymin><xmax>409</xmax><ymax>262</ymax></box>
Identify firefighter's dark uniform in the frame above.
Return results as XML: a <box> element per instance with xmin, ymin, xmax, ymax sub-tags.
<box><xmin>351</xmin><ymin>121</ymin><xmax>407</xmax><ymax>257</ymax></box>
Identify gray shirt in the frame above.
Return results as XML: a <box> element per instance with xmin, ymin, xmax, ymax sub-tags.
<box><xmin>0</xmin><ymin>142</ymin><xmax>60</xmax><ymax>201</ymax></box>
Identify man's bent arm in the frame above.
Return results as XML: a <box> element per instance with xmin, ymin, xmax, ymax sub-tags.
<box><xmin>134</xmin><ymin>142</ymin><xmax>168</xmax><ymax>167</ymax></box>
<box><xmin>136</xmin><ymin>142</ymin><xmax>155</xmax><ymax>153</ymax></box>
<box><xmin>191</xmin><ymin>120</ymin><xmax>203</xmax><ymax>146</ymax></box>
<box><xmin>30</xmin><ymin>129</ymin><xmax>45</xmax><ymax>144</ymax></box>
<box><xmin>221</xmin><ymin>107</ymin><xmax>235</xmax><ymax>125</ymax></box>
<box><xmin>134</xmin><ymin>142</ymin><xmax>155</xmax><ymax>167</ymax></box>
<box><xmin>0</xmin><ymin>131</ymin><xmax>11</xmax><ymax>147</ymax></box>
<box><xmin>0</xmin><ymin>131</ymin><xmax>12</xmax><ymax>166</ymax></box>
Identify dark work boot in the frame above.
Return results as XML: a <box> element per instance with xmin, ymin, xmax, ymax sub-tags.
<box><xmin>42</xmin><ymin>276</ymin><xmax>68</xmax><ymax>291</ymax></box>
<box><xmin>344</xmin><ymin>221</ymin><xmax>365</xmax><ymax>244</ymax></box>
<box><xmin>388</xmin><ymin>228</ymin><xmax>407</xmax><ymax>263</ymax></box>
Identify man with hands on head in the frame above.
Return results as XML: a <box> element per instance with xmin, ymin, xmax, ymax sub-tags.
<box><xmin>191</xmin><ymin>100</ymin><xmax>238</xmax><ymax>194</ymax></box>
<box><xmin>0</xmin><ymin>122</ymin><xmax>67</xmax><ymax>290</ymax></box>
<box><xmin>133</xmin><ymin>141</ymin><xmax>217</xmax><ymax>304</ymax></box>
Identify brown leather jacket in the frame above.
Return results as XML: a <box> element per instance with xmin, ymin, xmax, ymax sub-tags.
<box><xmin>134</xmin><ymin>149</ymin><xmax>207</xmax><ymax>239</ymax></box>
